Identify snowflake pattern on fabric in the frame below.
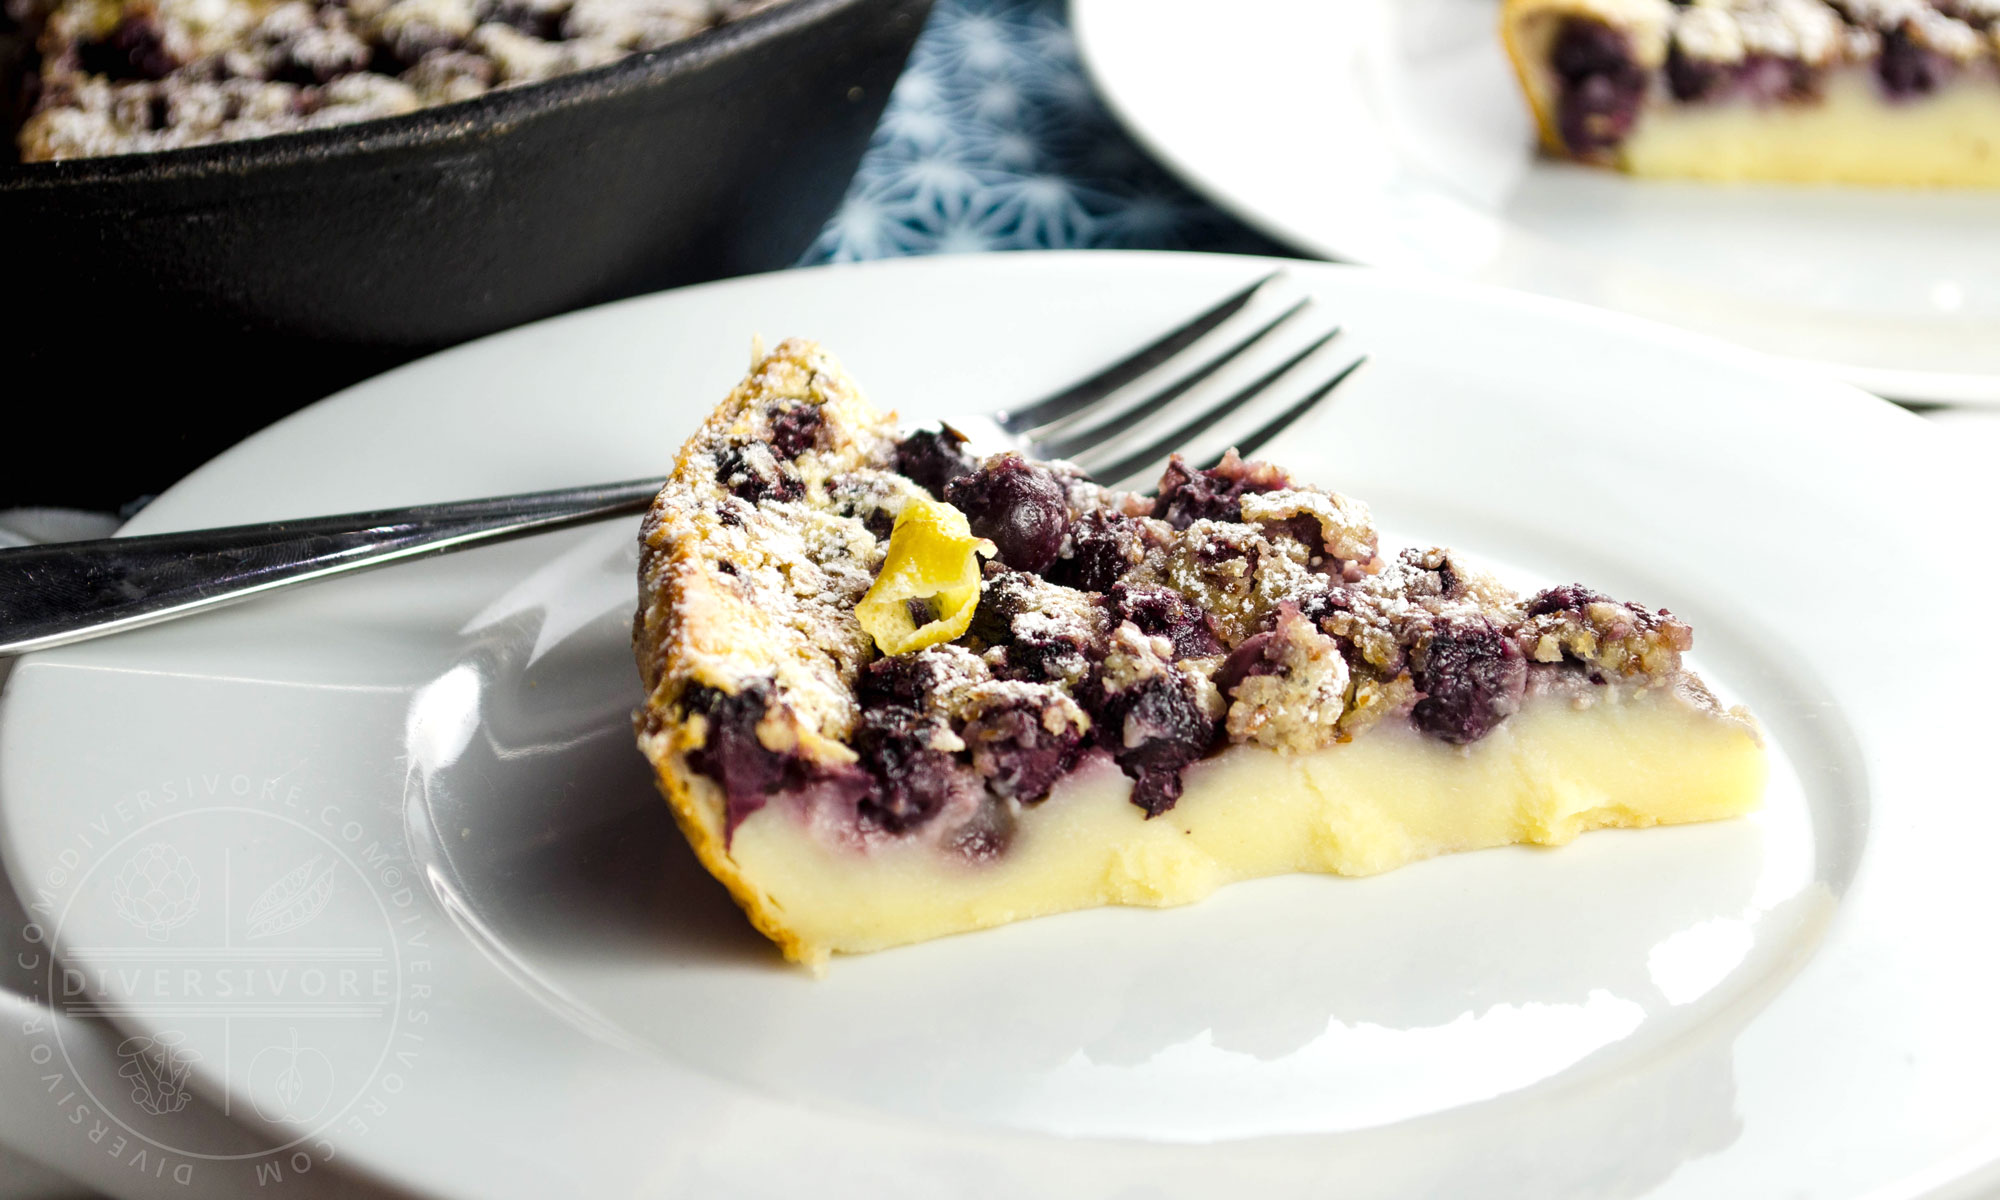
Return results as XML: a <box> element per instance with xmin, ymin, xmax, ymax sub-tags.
<box><xmin>802</xmin><ymin>0</ymin><xmax>1294</xmax><ymax>261</ymax></box>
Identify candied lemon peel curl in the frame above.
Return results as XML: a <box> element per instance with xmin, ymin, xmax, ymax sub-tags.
<box><xmin>856</xmin><ymin>497</ymin><xmax>995</xmax><ymax>656</ymax></box>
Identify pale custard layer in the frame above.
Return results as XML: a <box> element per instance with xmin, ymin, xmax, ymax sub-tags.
<box><xmin>1620</xmin><ymin>70</ymin><xmax>2000</xmax><ymax>186</ymax></box>
<box><xmin>720</xmin><ymin>689</ymin><xmax>1766</xmax><ymax>966</ymax></box>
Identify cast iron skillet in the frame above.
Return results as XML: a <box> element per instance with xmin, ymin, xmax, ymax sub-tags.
<box><xmin>0</xmin><ymin>0</ymin><xmax>932</xmax><ymax>508</ymax></box>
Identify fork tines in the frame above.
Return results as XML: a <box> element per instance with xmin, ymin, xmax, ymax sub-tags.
<box><xmin>1002</xmin><ymin>272</ymin><xmax>1366</xmax><ymax>493</ymax></box>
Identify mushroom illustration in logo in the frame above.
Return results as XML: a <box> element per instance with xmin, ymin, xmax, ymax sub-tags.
<box><xmin>116</xmin><ymin>1031</ymin><xmax>200</xmax><ymax>1116</ymax></box>
<box><xmin>111</xmin><ymin>843</ymin><xmax>199</xmax><ymax>941</ymax></box>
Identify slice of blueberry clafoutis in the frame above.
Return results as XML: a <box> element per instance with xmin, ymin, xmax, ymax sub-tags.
<box><xmin>631</xmin><ymin>340</ymin><xmax>1765</xmax><ymax>969</ymax></box>
<box><xmin>1502</xmin><ymin>0</ymin><xmax>2000</xmax><ymax>186</ymax></box>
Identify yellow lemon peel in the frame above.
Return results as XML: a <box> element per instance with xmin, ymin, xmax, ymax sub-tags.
<box><xmin>856</xmin><ymin>498</ymin><xmax>994</xmax><ymax>656</ymax></box>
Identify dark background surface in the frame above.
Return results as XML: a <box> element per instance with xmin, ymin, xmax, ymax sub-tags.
<box><xmin>3</xmin><ymin>0</ymin><xmax>1292</xmax><ymax>517</ymax></box>
<box><xmin>0</xmin><ymin>0</ymin><xmax>931</xmax><ymax>511</ymax></box>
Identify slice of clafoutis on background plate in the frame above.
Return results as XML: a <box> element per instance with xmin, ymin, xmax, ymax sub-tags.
<box><xmin>632</xmin><ymin>339</ymin><xmax>1766</xmax><ymax>970</ymax></box>
<box><xmin>1502</xmin><ymin>0</ymin><xmax>2000</xmax><ymax>185</ymax></box>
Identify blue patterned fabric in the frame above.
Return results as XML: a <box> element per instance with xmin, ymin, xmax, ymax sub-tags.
<box><xmin>802</xmin><ymin>0</ymin><xmax>1291</xmax><ymax>261</ymax></box>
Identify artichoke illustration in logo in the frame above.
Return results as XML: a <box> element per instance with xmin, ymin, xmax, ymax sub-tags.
<box><xmin>116</xmin><ymin>1031</ymin><xmax>201</xmax><ymax>1116</ymax></box>
<box><xmin>111</xmin><ymin>843</ymin><xmax>200</xmax><ymax>941</ymax></box>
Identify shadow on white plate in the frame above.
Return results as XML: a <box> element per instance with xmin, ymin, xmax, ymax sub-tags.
<box><xmin>402</xmin><ymin>520</ymin><xmax>1852</xmax><ymax>1157</ymax></box>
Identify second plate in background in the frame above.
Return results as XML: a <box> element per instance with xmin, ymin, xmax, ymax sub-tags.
<box><xmin>1073</xmin><ymin>0</ymin><xmax>2000</xmax><ymax>403</ymax></box>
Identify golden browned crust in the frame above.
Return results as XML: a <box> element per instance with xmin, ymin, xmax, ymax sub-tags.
<box><xmin>631</xmin><ymin>338</ymin><xmax>1744</xmax><ymax>969</ymax></box>
<box><xmin>1501</xmin><ymin>0</ymin><xmax>1673</xmax><ymax>158</ymax></box>
<box><xmin>652</xmin><ymin>760</ymin><xmax>820</xmax><ymax>966</ymax></box>
<box><xmin>1501</xmin><ymin>0</ymin><xmax>1566</xmax><ymax>156</ymax></box>
<box><xmin>631</xmin><ymin>338</ymin><xmax>907</xmax><ymax>966</ymax></box>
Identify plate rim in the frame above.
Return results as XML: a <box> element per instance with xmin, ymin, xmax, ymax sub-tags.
<box><xmin>2</xmin><ymin>249</ymin><xmax>1992</xmax><ymax>1199</ymax></box>
<box><xmin>1068</xmin><ymin>0</ymin><xmax>2000</xmax><ymax>406</ymax></box>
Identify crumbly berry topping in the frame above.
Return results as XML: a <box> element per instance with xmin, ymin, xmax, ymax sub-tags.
<box><xmin>1536</xmin><ymin>0</ymin><xmax>2000</xmax><ymax>160</ymax></box>
<box><xmin>636</xmin><ymin>340</ymin><xmax>1713</xmax><ymax>855</ymax></box>
<box><xmin>8</xmin><ymin>0</ymin><xmax>783</xmax><ymax>160</ymax></box>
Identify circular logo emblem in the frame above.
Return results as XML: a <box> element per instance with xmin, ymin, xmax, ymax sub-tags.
<box><xmin>19</xmin><ymin>790</ymin><xmax>431</xmax><ymax>1186</ymax></box>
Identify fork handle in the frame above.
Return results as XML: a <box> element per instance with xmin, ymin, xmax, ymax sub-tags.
<box><xmin>0</xmin><ymin>478</ymin><xmax>665</xmax><ymax>657</ymax></box>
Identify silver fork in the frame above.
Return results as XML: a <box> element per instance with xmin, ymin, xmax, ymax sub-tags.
<box><xmin>0</xmin><ymin>272</ymin><xmax>1364</xmax><ymax>657</ymax></box>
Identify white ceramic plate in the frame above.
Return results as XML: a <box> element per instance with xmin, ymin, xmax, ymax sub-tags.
<box><xmin>1071</xmin><ymin>0</ymin><xmax>2000</xmax><ymax>404</ymax></box>
<box><xmin>3</xmin><ymin>253</ymin><xmax>1997</xmax><ymax>1199</ymax></box>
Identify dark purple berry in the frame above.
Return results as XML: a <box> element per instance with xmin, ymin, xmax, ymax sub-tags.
<box><xmin>1560</xmin><ymin>72</ymin><xmax>1645</xmax><ymax>156</ymax></box>
<box><xmin>1551</xmin><ymin>20</ymin><xmax>1646</xmax><ymax>156</ymax></box>
<box><xmin>1214</xmin><ymin>631</ymin><xmax>1279</xmax><ymax>698</ymax></box>
<box><xmin>713</xmin><ymin>443</ymin><xmax>802</xmax><ymax>504</ymax></box>
<box><xmin>1666</xmin><ymin>43</ymin><xmax>1723</xmax><ymax>101</ymax></box>
<box><xmin>1879</xmin><ymin>25</ymin><xmax>1946</xmax><ymax>98</ymax></box>
<box><xmin>1090</xmin><ymin>675</ymin><xmax>1218</xmax><ymax>817</ymax></box>
<box><xmin>1524</xmin><ymin>584</ymin><xmax>1612</xmax><ymax>618</ymax></box>
<box><xmin>895</xmin><ymin>425</ymin><xmax>978</xmax><ymax>498</ymax></box>
<box><xmin>77</xmin><ymin>15</ymin><xmax>178</xmax><ymax>81</ymax></box>
<box><xmin>966</xmin><ymin>565</ymin><xmax>1020</xmax><ymax>646</ymax></box>
<box><xmin>1292</xmin><ymin>578</ymin><xmax>1352</xmax><ymax>630</ymax></box>
<box><xmin>1052</xmin><ymin>510</ymin><xmax>1153</xmax><ymax>593</ymax></box>
<box><xmin>268</xmin><ymin>56</ymin><xmax>319</xmax><ymax>87</ymax></box>
<box><xmin>857</xmin><ymin>654</ymin><xmax>932</xmax><ymax>707</ymax></box>
<box><xmin>1109</xmin><ymin>583</ymin><xmax>1223</xmax><ymax>661</ymax></box>
<box><xmin>1551</xmin><ymin>18</ymin><xmax>1631</xmax><ymax>79</ymax></box>
<box><xmin>969</xmin><ymin>567</ymin><xmax>1097</xmax><ymax>683</ymax></box>
<box><xmin>768</xmin><ymin>402</ymin><xmax>824</xmax><ymax>459</ymax></box>
<box><xmin>1411</xmin><ymin>619</ymin><xmax>1526</xmax><ymax>745</ymax></box>
<box><xmin>1261</xmin><ymin>513</ymin><xmax>1329</xmax><ymax>558</ymax></box>
<box><xmin>963</xmin><ymin>701</ymin><xmax>1083</xmax><ymax>804</ymax></box>
<box><xmin>852</xmin><ymin>708</ymin><xmax>965</xmax><ymax>833</ymax></box>
<box><xmin>1151</xmin><ymin>454</ymin><xmax>1290</xmax><ymax>530</ymax></box>
<box><xmin>946</xmin><ymin>454</ymin><xmax>1071</xmax><ymax>575</ymax></box>
<box><xmin>685</xmin><ymin>683</ymin><xmax>788</xmax><ymax>834</ymax></box>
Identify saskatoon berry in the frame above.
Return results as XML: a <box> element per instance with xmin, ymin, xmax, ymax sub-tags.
<box><xmin>945</xmin><ymin>453</ymin><xmax>1071</xmax><ymax>575</ymax></box>
<box><xmin>1550</xmin><ymin>20</ymin><xmax>1645</xmax><ymax>155</ymax></box>
<box><xmin>1524</xmin><ymin>584</ymin><xmax>1612</xmax><ymax>618</ymax></box>
<box><xmin>1109</xmin><ymin>583</ymin><xmax>1223</xmax><ymax>661</ymax></box>
<box><xmin>1665</xmin><ymin>43</ymin><xmax>1723</xmax><ymax>102</ymax></box>
<box><xmin>1551</xmin><ymin>18</ymin><xmax>1631</xmax><ymax>80</ymax></box>
<box><xmin>852</xmin><ymin>707</ymin><xmax>963</xmax><ymax>834</ymax></box>
<box><xmin>1213</xmin><ymin>631</ymin><xmax>1278</xmax><ymax>697</ymax></box>
<box><xmin>713</xmin><ymin>443</ymin><xmax>802</xmax><ymax>503</ymax></box>
<box><xmin>963</xmin><ymin>700</ymin><xmax>1082</xmax><ymax>804</ymax></box>
<box><xmin>77</xmin><ymin>15</ymin><xmax>178</xmax><ymax>81</ymax></box>
<box><xmin>1411</xmin><ymin>619</ymin><xmax>1526</xmax><ymax>745</ymax></box>
<box><xmin>768</xmin><ymin>403</ymin><xmax>824</xmax><ymax>459</ymax></box>
<box><xmin>895</xmin><ymin>426</ymin><xmax>978</xmax><ymax>498</ymax></box>
<box><xmin>1152</xmin><ymin>455</ymin><xmax>1286</xmax><ymax>529</ymax></box>
<box><xmin>1091</xmin><ymin>675</ymin><xmax>1218</xmax><ymax>817</ymax></box>
<box><xmin>1879</xmin><ymin>26</ymin><xmax>1944</xmax><ymax>98</ymax></box>
<box><xmin>1052</xmin><ymin>511</ymin><xmax>1151</xmax><ymax>593</ymax></box>
<box><xmin>685</xmin><ymin>683</ymin><xmax>789</xmax><ymax>833</ymax></box>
